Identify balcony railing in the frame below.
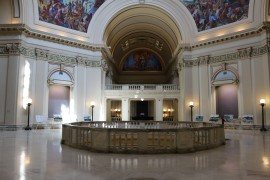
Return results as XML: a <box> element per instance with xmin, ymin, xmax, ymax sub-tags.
<box><xmin>106</xmin><ymin>84</ymin><xmax>179</xmax><ymax>91</ymax></box>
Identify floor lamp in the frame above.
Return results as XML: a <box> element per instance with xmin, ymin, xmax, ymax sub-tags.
<box><xmin>25</xmin><ymin>98</ymin><xmax>32</xmax><ymax>130</ymax></box>
<box><xmin>189</xmin><ymin>101</ymin><xmax>194</xmax><ymax>122</ymax></box>
<box><xmin>260</xmin><ymin>99</ymin><xmax>267</xmax><ymax>131</ymax></box>
<box><xmin>91</xmin><ymin>101</ymin><xmax>95</xmax><ymax>121</ymax></box>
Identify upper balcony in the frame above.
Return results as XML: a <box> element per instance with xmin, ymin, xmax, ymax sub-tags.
<box><xmin>105</xmin><ymin>84</ymin><xmax>179</xmax><ymax>91</ymax></box>
<box><xmin>104</xmin><ymin>84</ymin><xmax>180</xmax><ymax>99</ymax></box>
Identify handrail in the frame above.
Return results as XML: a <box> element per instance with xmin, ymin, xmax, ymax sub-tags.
<box><xmin>105</xmin><ymin>84</ymin><xmax>179</xmax><ymax>90</ymax></box>
<box><xmin>61</xmin><ymin>121</ymin><xmax>225</xmax><ymax>154</ymax></box>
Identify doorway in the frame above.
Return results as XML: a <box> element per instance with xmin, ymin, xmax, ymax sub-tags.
<box><xmin>216</xmin><ymin>84</ymin><xmax>238</xmax><ymax>118</ymax></box>
<box><xmin>130</xmin><ymin>100</ymin><xmax>154</xmax><ymax>120</ymax></box>
<box><xmin>48</xmin><ymin>85</ymin><xmax>70</xmax><ymax>119</ymax></box>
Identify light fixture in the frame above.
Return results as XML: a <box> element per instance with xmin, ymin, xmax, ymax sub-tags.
<box><xmin>141</xmin><ymin>98</ymin><xmax>144</xmax><ymax>101</ymax></box>
<box><xmin>91</xmin><ymin>101</ymin><xmax>95</xmax><ymax>121</ymax></box>
<box><xmin>260</xmin><ymin>99</ymin><xmax>267</xmax><ymax>131</ymax></box>
<box><xmin>189</xmin><ymin>101</ymin><xmax>194</xmax><ymax>122</ymax></box>
<box><xmin>25</xmin><ymin>98</ymin><xmax>32</xmax><ymax>130</ymax></box>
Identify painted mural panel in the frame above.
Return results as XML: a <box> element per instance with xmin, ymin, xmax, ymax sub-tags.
<box><xmin>180</xmin><ymin>0</ymin><xmax>250</xmax><ymax>32</ymax></box>
<box><xmin>37</xmin><ymin>0</ymin><xmax>105</xmax><ymax>33</ymax></box>
<box><xmin>122</xmin><ymin>50</ymin><xmax>162</xmax><ymax>71</ymax></box>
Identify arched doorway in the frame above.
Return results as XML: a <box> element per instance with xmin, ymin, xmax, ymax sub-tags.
<box><xmin>212</xmin><ymin>65</ymin><xmax>239</xmax><ymax>120</ymax></box>
<box><xmin>47</xmin><ymin>66</ymin><xmax>74</xmax><ymax>123</ymax></box>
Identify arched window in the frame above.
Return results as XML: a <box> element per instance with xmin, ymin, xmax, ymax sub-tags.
<box><xmin>47</xmin><ymin>69</ymin><xmax>74</xmax><ymax>86</ymax></box>
<box><xmin>212</xmin><ymin>69</ymin><xmax>239</xmax><ymax>86</ymax></box>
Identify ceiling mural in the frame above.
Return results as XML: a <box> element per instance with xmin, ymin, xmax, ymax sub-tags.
<box><xmin>122</xmin><ymin>50</ymin><xmax>162</xmax><ymax>72</ymax></box>
<box><xmin>180</xmin><ymin>0</ymin><xmax>250</xmax><ymax>32</ymax></box>
<box><xmin>37</xmin><ymin>0</ymin><xmax>105</xmax><ymax>33</ymax></box>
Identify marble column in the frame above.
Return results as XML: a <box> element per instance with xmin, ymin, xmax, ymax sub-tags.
<box><xmin>122</xmin><ymin>98</ymin><xmax>129</xmax><ymax>121</ymax></box>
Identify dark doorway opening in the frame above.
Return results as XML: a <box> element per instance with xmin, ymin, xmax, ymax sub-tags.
<box><xmin>216</xmin><ymin>84</ymin><xmax>238</xmax><ymax>119</ymax></box>
<box><xmin>48</xmin><ymin>85</ymin><xmax>70</xmax><ymax>118</ymax></box>
<box><xmin>131</xmin><ymin>100</ymin><xmax>154</xmax><ymax>120</ymax></box>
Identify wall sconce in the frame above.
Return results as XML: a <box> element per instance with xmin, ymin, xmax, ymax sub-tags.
<box><xmin>91</xmin><ymin>101</ymin><xmax>95</xmax><ymax>121</ymax></box>
<box><xmin>189</xmin><ymin>101</ymin><xmax>194</xmax><ymax>122</ymax></box>
<box><xmin>260</xmin><ymin>99</ymin><xmax>267</xmax><ymax>131</ymax></box>
<box><xmin>25</xmin><ymin>98</ymin><xmax>32</xmax><ymax>130</ymax></box>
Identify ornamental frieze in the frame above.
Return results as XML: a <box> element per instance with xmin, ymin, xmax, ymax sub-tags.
<box><xmin>0</xmin><ymin>43</ymin><xmax>103</xmax><ymax>68</ymax></box>
<box><xmin>21</xmin><ymin>46</ymin><xmax>35</xmax><ymax>58</ymax></box>
<box><xmin>6</xmin><ymin>43</ymin><xmax>21</xmax><ymax>55</ymax></box>
<box><xmin>35</xmin><ymin>48</ymin><xmax>48</xmax><ymax>60</ymax></box>
<box><xmin>0</xmin><ymin>46</ymin><xmax>8</xmax><ymax>54</ymax></box>
<box><xmin>179</xmin><ymin>41</ymin><xmax>270</xmax><ymax>68</ymax></box>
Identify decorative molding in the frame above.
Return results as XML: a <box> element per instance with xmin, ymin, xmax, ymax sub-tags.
<box><xmin>0</xmin><ymin>46</ymin><xmax>8</xmax><ymax>54</ymax></box>
<box><xmin>6</xmin><ymin>43</ymin><xmax>21</xmax><ymax>55</ymax></box>
<box><xmin>47</xmin><ymin>54</ymin><xmax>77</xmax><ymax>65</ymax></box>
<box><xmin>121</xmin><ymin>37</ymin><xmax>164</xmax><ymax>52</ymax></box>
<box><xmin>191</xmin><ymin>23</ymin><xmax>267</xmax><ymax>49</ymax></box>
<box><xmin>0</xmin><ymin>23</ymin><xmax>268</xmax><ymax>52</ymax></box>
<box><xmin>0</xmin><ymin>24</ymin><xmax>105</xmax><ymax>51</ymax></box>
<box><xmin>0</xmin><ymin>43</ymin><xmax>103</xmax><ymax>68</ymax></box>
<box><xmin>76</xmin><ymin>56</ymin><xmax>86</xmax><ymax>66</ymax></box>
<box><xmin>101</xmin><ymin>59</ymin><xmax>109</xmax><ymax>72</ymax></box>
<box><xmin>198</xmin><ymin>55</ymin><xmax>210</xmax><ymax>65</ymax></box>
<box><xmin>21</xmin><ymin>46</ymin><xmax>35</xmax><ymax>58</ymax></box>
<box><xmin>139</xmin><ymin>0</ymin><xmax>145</xmax><ymax>4</ymax></box>
<box><xmin>180</xmin><ymin>40</ymin><xmax>270</xmax><ymax>68</ymax></box>
<box><xmin>35</xmin><ymin>48</ymin><xmax>48</xmax><ymax>61</ymax></box>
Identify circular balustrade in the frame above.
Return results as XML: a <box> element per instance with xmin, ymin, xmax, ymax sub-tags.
<box><xmin>61</xmin><ymin>121</ymin><xmax>225</xmax><ymax>153</ymax></box>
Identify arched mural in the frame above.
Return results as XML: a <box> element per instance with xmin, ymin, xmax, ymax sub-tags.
<box><xmin>122</xmin><ymin>50</ymin><xmax>162</xmax><ymax>71</ymax></box>
<box><xmin>180</xmin><ymin>0</ymin><xmax>250</xmax><ymax>32</ymax></box>
<box><xmin>37</xmin><ymin>0</ymin><xmax>106</xmax><ymax>33</ymax></box>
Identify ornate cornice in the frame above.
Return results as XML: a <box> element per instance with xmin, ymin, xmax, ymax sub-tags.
<box><xmin>0</xmin><ymin>43</ymin><xmax>103</xmax><ymax>67</ymax></box>
<box><xmin>180</xmin><ymin>40</ymin><xmax>270</xmax><ymax>67</ymax></box>
<box><xmin>191</xmin><ymin>23</ymin><xmax>267</xmax><ymax>49</ymax></box>
<box><xmin>0</xmin><ymin>24</ymin><xmax>105</xmax><ymax>51</ymax></box>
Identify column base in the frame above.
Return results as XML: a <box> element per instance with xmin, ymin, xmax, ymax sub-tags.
<box><xmin>25</xmin><ymin>126</ymin><xmax>32</xmax><ymax>130</ymax></box>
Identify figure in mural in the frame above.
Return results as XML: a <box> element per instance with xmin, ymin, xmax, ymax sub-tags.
<box><xmin>123</xmin><ymin>50</ymin><xmax>162</xmax><ymax>71</ymax></box>
<box><xmin>37</xmin><ymin>0</ymin><xmax>106</xmax><ymax>33</ymax></box>
<box><xmin>180</xmin><ymin>0</ymin><xmax>250</xmax><ymax>32</ymax></box>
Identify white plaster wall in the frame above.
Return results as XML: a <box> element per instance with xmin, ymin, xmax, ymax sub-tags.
<box><xmin>85</xmin><ymin>67</ymin><xmax>103</xmax><ymax>121</ymax></box>
<box><xmin>198</xmin><ymin>64</ymin><xmax>211</xmax><ymax>121</ymax></box>
<box><xmin>250</xmin><ymin>55</ymin><xmax>270</xmax><ymax>125</ymax></box>
<box><xmin>122</xmin><ymin>98</ymin><xmax>129</xmax><ymax>121</ymax></box>
<box><xmin>33</xmin><ymin>60</ymin><xmax>48</xmax><ymax>119</ymax></box>
<box><xmin>75</xmin><ymin>65</ymin><xmax>87</xmax><ymax>121</ymax></box>
<box><xmin>4</xmin><ymin>55</ymin><xmax>20</xmax><ymax>125</ymax></box>
<box><xmin>182</xmin><ymin>67</ymin><xmax>193</xmax><ymax>121</ymax></box>
<box><xmin>238</xmin><ymin>58</ymin><xmax>254</xmax><ymax>117</ymax></box>
<box><xmin>0</xmin><ymin>56</ymin><xmax>8</xmax><ymax>124</ymax></box>
<box><xmin>155</xmin><ymin>98</ymin><xmax>163</xmax><ymax>121</ymax></box>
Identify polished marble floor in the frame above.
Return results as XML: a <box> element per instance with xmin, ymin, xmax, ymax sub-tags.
<box><xmin>0</xmin><ymin>129</ymin><xmax>270</xmax><ymax>180</ymax></box>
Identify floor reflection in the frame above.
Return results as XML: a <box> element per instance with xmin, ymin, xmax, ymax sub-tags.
<box><xmin>1</xmin><ymin>129</ymin><xmax>270</xmax><ymax>180</ymax></box>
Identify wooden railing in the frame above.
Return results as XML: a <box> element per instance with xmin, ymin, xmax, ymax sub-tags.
<box><xmin>62</xmin><ymin>121</ymin><xmax>225</xmax><ymax>153</ymax></box>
